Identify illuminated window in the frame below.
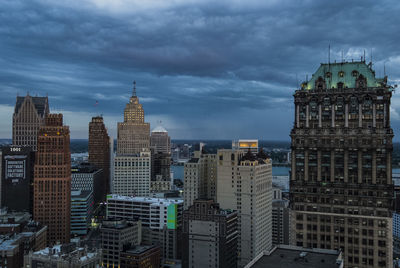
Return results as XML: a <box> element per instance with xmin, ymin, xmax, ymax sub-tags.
<box><xmin>338</xmin><ymin>71</ymin><xmax>344</xmax><ymax>77</ymax></box>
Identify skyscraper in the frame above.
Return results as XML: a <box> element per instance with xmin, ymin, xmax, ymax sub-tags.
<box><xmin>113</xmin><ymin>150</ymin><xmax>151</xmax><ymax>196</ymax></box>
<box><xmin>88</xmin><ymin>116</ymin><xmax>110</xmax><ymax>197</ymax></box>
<box><xmin>117</xmin><ymin>82</ymin><xmax>150</xmax><ymax>156</ymax></box>
<box><xmin>217</xmin><ymin>148</ymin><xmax>272</xmax><ymax>267</ymax></box>
<box><xmin>184</xmin><ymin>150</ymin><xmax>217</xmax><ymax>210</ymax></box>
<box><xmin>290</xmin><ymin>61</ymin><xmax>394</xmax><ymax>268</ymax></box>
<box><xmin>12</xmin><ymin>94</ymin><xmax>49</xmax><ymax>151</ymax></box>
<box><xmin>151</xmin><ymin>126</ymin><xmax>171</xmax><ymax>154</ymax></box>
<box><xmin>33</xmin><ymin>114</ymin><xmax>71</xmax><ymax>245</ymax></box>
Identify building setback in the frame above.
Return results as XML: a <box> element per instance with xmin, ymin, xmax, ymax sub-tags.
<box><xmin>33</xmin><ymin>114</ymin><xmax>71</xmax><ymax>245</ymax></box>
<box><xmin>290</xmin><ymin>61</ymin><xmax>394</xmax><ymax>268</ymax></box>
<box><xmin>217</xmin><ymin>148</ymin><xmax>273</xmax><ymax>267</ymax></box>
<box><xmin>182</xmin><ymin>199</ymin><xmax>238</xmax><ymax>268</ymax></box>
<box><xmin>12</xmin><ymin>94</ymin><xmax>49</xmax><ymax>151</ymax></box>
<box><xmin>117</xmin><ymin>82</ymin><xmax>150</xmax><ymax>156</ymax></box>
<box><xmin>88</xmin><ymin>116</ymin><xmax>110</xmax><ymax>198</ymax></box>
<box><xmin>1</xmin><ymin>146</ymin><xmax>35</xmax><ymax>213</ymax></box>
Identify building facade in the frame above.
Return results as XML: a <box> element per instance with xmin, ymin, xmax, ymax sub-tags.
<box><xmin>106</xmin><ymin>195</ymin><xmax>183</xmax><ymax>260</ymax></box>
<box><xmin>113</xmin><ymin>150</ymin><xmax>151</xmax><ymax>196</ymax></box>
<box><xmin>183</xmin><ymin>151</ymin><xmax>217</xmax><ymax>210</ymax></box>
<box><xmin>33</xmin><ymin>114</ymin><xmax>71</xmax><ymax>245</ymax></box>
<box><xmin>100</xmin><ymin>218</ymin><xmax>142</xmax><ymax>267</ymax></box>
<box><xmin>120</xmin><ymin>245</ymin><xmax>161</xmax><ymax>268</ymax></box>
<box><xmin>272</xmin><ymin>188</ymin><xmax>290</xmax><ymax>246</ymax></box>
<box><xmin>1</xmin><ymin>146</ymin><xmax>35</xmax><ymax>213</ymax></box>
<box><xmin>12</xmin><ymin>95</ymin><xmax>49</xmax><ymax>151</ymax></box>
<box><xmin>71</xmin><ymin>163</ymin><xmax>104</xmax><ymax>204</ymax></box>
<box><xmin>117</xmin><ymin>83</ymin><xmax>150</xmax><ymax>156</ymax></box>
<box><xmin>150</xmin><ymin>126</ymin><xmax>171</xmax><ymax>154</ymax></box>
<box><xmin>217</xmin><ymin>149</ymin><xmax>273</xmax><ymax>267</ymax></box>
<box><xmin>290</xmin><ymin>61</ymin><xmax>394</xmax><ymax>268</ymax></box>
<box><xmin>182</xmin><ymin>199</ymin><xmax>238</xmax><ymax>268</ymax></box>
<box><xmin>24</xmin><ymin>244</ymin><xmax>102</xmax><ymax>268</ymax></box>
<box><xmin>88</xmin><ymin>116</ymin><xmax>110</xmax><ymax>197</ymax></box>
<box><xmin>71</xmin><ymin>190</ymin><xmax>94</xmax><ymax>235</ymax></box>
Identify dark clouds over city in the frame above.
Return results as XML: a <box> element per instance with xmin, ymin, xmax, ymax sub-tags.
<box><xmin>1</xmin><ymin>0</ymin><xmax>400</xmax><ymax>140</ymax></box>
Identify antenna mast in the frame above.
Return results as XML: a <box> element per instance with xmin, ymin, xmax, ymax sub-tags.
<box><xmin>132</xmin><ymin>81</ymin><xmax>136</xmax><ymax>97</ymax></box>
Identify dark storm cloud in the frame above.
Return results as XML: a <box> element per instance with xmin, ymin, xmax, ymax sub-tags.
<box><xmin>1</xmin><ymin>0</ymin><xmax>400</xmax><ymax>139</ymax></box>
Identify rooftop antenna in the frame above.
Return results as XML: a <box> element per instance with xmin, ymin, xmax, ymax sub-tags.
<box><xmin>328</xmin><ymin>44</ymin><xmax>331</xmax><ymax>66</ymax></box>
<box><xmin>384</xmin><ymin>62</ymin><xmax>386</xmax><ymax>77</ymax></box>
<box><xmin>132</xmin><ymin>81</ymin><xmax>136</xmax><ymax>97</ymax></box>
<box><xmin>306</xmin><ymin>74</ymin><xmax>308</xmax><ymax>82</ymax></box>
<box><xmin>363</xmin><ymin>50</ymin><xmax>366</xmax><ymax>62</ymax></box>
<box><xmin>341</xmin><ymin>50</ymin><xmax>344</xmax><ymax>63</ymax></box>
<box><xmin>370</xmin><ymin>48</ymin><xmax>373</xmax><ymax>64</ymax></box>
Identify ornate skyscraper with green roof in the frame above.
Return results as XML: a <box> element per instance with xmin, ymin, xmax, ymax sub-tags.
<box><xmin>290</xmin><ymin>60</ymin><xmax>394</xmax><ymax>268</ymax></box>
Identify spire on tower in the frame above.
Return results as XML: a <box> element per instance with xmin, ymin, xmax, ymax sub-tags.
<box><xmin>133</xmin><ymin>81</ymin><xmax>136</xmax><ymax>97</ymax></box>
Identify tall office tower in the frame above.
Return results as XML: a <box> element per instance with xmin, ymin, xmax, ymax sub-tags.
<box><xmin>106</xmin><ymin>195</ymin><xmax>183</xmax><ymax>261</ymax></box>
<box><xmin>113</xmin><ymin>149</ymin><xmax>151</xmax><ymax>196</ymax></box>
<box><xmin>272</xmin><ymin>187</ymin><xmax>290</xmax><ymax>246</ymax></box>
<box><xmin>217</xmin><ymin>149</ymin><xmax>272</xmax><ymax>267</ymax></box>
<box><xmin>100</xmin><ymin>218</ymin><xmax>142</xmax><ymax>267</ymax></box>
<box><xmin>290</xmin><ymin>61</ymin><xmax>394</xmax><ymax>268</ymax></box>
<box><xmin>88</xmin><ymin>116</ymin><xmax>110</xmax><ymax>197</ymax></box>
<box><xmin>151</xmin><ymin>126</ymin><xmax>171</xmax><ymax>154</ymax></box>
<box><xmin>183</xmin><ymin>151</ymin><xmax>217</xmax><ymax>210</ymax></box>
<box><xmin>1</xmin><ymin>146</ymin><xmax>35</xmax><ymax>213</ymax></box>
<box><xmin>33</xmin><ymin>114</ymin><xmax>71</xmax><ymax>245</ymax></box>
<box><xmin>12</xmin><ymin>94</ymin><xmax>49</xmax><ymax>151</ymax></box>
<box><xmin>182</xmin><ymin>199</ymin><xmax>238</xmax><ymax>268</ymax></box>
<box><xmin>117</xmin><ymin>82</ymin><xmax>150</xmax><ymax>156</ymax></box>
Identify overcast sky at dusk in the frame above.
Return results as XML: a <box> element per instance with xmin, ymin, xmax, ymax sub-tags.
<box><xmin>1</xmin><ymin>0</ymin><xmax>400</xmax><ymax>140</ymax></box>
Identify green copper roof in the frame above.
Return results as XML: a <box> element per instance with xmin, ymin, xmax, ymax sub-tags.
<box><xmin>304</xmin><ymin>61</ymin><xmax>385</xmax><ymax>90</ymax></box>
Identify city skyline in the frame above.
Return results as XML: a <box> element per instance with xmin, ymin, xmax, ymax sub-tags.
<box><xmin>1</xmin><ymin>1</ymin><xmax>400</xmax><ymax>140</ymax></box>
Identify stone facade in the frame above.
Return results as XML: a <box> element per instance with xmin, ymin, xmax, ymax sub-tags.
<box><xmin>12</xmin><ymin>95</ymin><xmax>49</xmax><ymax>151</ymax></box>
<box><xmin>290</xmin><ymin>61</ymin><xmax>394</xmax><ymax>268</ymax></box>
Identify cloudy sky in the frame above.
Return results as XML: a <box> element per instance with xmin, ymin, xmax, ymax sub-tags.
<box><xmin>1</xmin><ymin>0</ymin><xmax>400</xmax><ymax>140</ymax></box>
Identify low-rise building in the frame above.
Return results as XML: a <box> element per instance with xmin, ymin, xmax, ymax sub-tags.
<box><xmin>24</xmin><ymin>243</ymin><xmax>102</xmax><ymax>268</ymax></box>
<box><xmin>100</xmin><ymin>218</ymin><xmax>142</xmax><ymax>267</ymax></box>
<box><xmin>244</xmin><ymin>245</ymin><xmax>343</xmax><ymax>268</ymax></box>
<box><xmin>120</xmin><ymin>245</ymin><xmax>161</xmax><ymax>268</ymax></box>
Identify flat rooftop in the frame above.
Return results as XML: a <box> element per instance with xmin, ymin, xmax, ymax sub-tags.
<box><xmin>107</xmin><ymin>195</ymin><xmax>183</xmax><ymax>205</ymax></box>
<box><xmin>125</xmin><ymin>245</ymin><xmax>157</xmax><ymax>255</ymax></box>
<box><xmin>246</xmin><ymin>245</ymin><xmax>342</xmax><ymax>268</ymax></box>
